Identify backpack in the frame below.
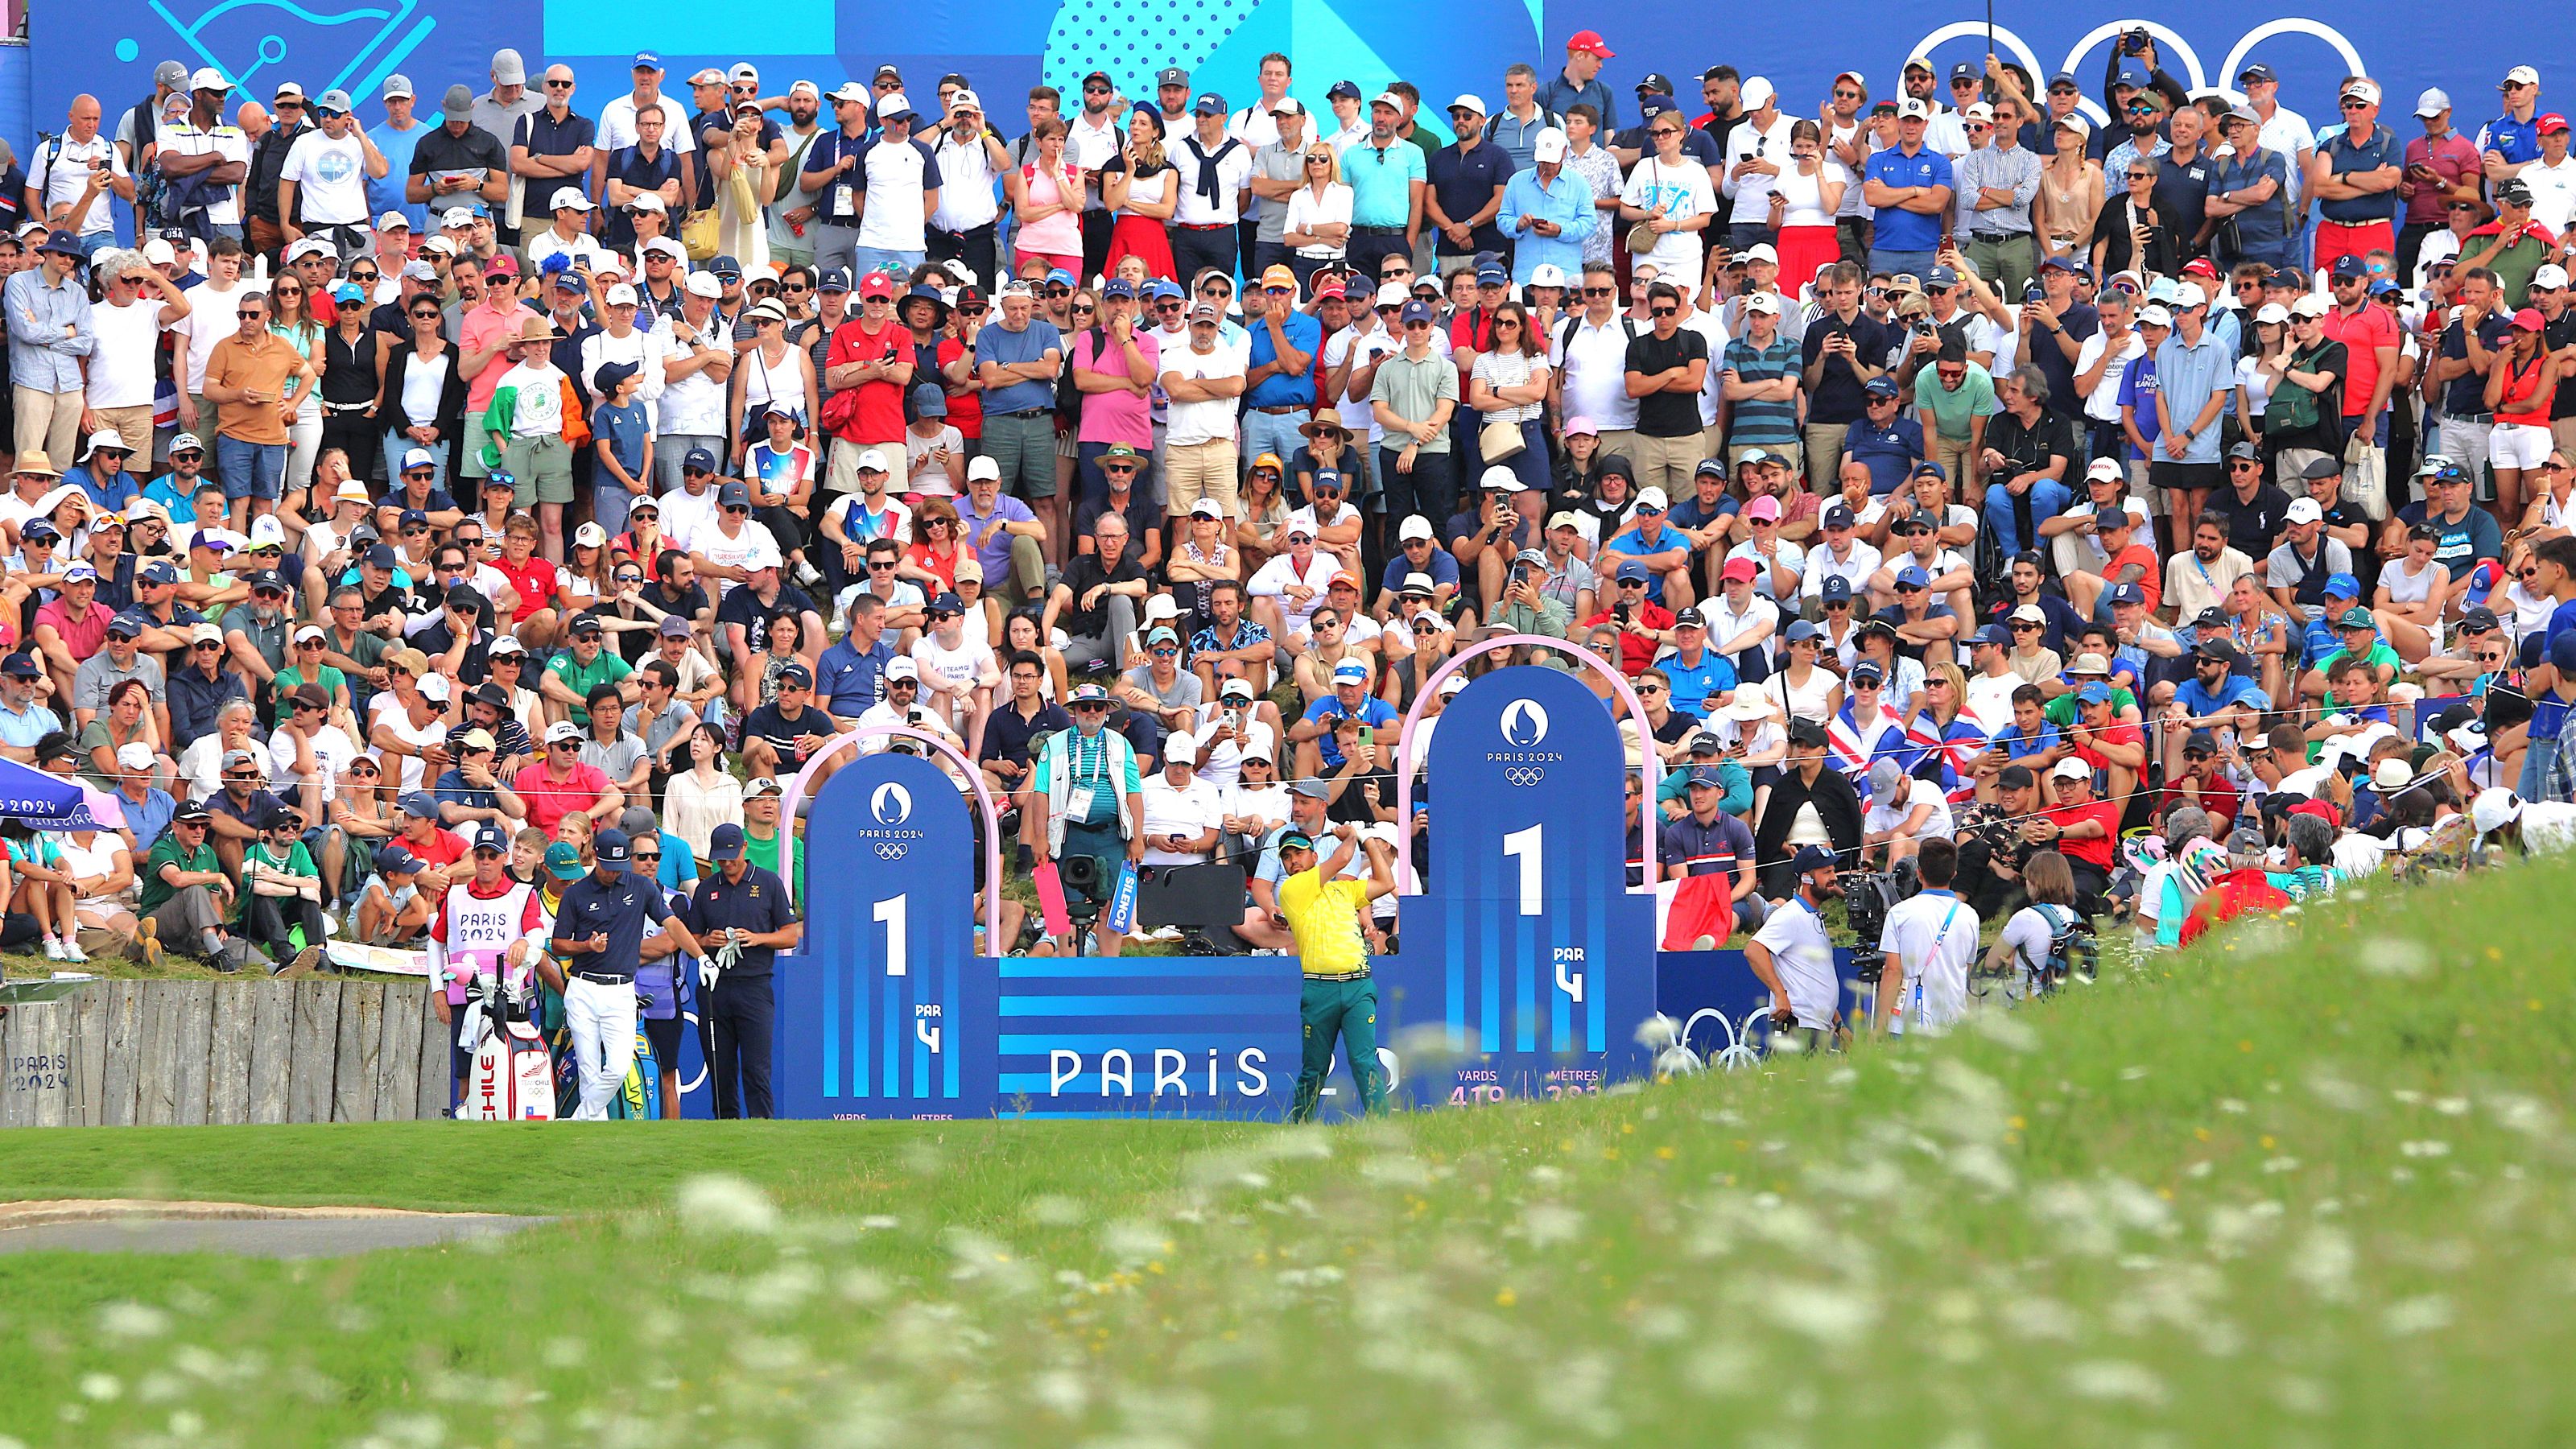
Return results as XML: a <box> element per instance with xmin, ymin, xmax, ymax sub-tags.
<box><xmin>1554</xmin><ymin>312</ymin><xmax>1640</xmax><ymax>358</ymax></box>
<box><xmin>2031</xmin><ymin>902</ymin><xmax>2096</xmax><ymax>996</ymax></box>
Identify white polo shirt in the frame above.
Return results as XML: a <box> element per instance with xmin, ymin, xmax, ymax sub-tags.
<box><xmin>1550</xmin><ymin>313</ymin><xmax>1641</xmax><ymax>431</ymax></box>
<box><xmin>1749</xmin><ymin>891</ymin><xmax>1839</xmax><ymax>1030</ymax></box>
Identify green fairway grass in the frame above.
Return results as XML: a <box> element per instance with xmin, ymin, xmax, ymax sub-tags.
<box><xmin>2</xmin><ymin>856</ymin><xmax>2574</xmax><ymax>1447</ymax></box>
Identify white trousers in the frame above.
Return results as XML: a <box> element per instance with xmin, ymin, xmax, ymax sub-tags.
<box><xmin>564</xmin><ymin>976</ymin><xmax>638</xmax><ymax>1121</ymax></box>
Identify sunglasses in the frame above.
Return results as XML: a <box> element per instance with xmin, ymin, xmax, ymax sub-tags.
<box><xmin>1650</xmin><ymin>306</ymin><xmax>1678</xmax><ymax>317</ymax></box>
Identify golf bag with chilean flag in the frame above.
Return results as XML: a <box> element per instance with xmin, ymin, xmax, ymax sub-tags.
<box><xmin>461</xmin><ymin>973</ymin><xmax>556</xmax><ymax>1121</ymax></box>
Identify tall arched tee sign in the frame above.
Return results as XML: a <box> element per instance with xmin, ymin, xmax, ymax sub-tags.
<box><xmin>775</xmin><ymin>750</ymin><xmax>992</xmax><ymax>1120</ymax></box>
<box><xmin>1373</xmin><ymin>667</ymin><xmax>1655</xmax><ymax>1101</ymax></box>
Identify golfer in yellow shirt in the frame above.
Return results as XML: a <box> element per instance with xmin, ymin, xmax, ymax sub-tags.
<box><xmin>1272</xmin><ymin>821</ymin><xmax>1395</xmax><ymax>1122</ymax></box>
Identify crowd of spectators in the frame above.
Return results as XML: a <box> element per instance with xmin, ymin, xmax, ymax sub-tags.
<box><xmin>2</xmin><ymin>32</ymin><xmax>2572</xmax><ymax>1006</ymax></box>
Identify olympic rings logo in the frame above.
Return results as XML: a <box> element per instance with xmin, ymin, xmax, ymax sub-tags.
<box><xmin>875</xmin><ymin>841</ymin><xmax>910</xmax><ymax>861</ymax></box>
<box><xmin>1504</xmin><ymin>766</ymin><xmax>1548</xmax><ymax>787</ymax></box>
<box><xmin>1901</xmin><ymin>17</ymin><xmax>2369</xmax><ymax>127</ymax></box>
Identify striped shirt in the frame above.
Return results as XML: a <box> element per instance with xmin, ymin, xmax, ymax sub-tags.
<box><xmin>1719</xmin><ymin>332</ymin><xmax>1802</xmax><ymax>448</ymax></box>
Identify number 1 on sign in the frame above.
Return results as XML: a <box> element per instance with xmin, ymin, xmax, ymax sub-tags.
<box><xmin>875</xmin><ymin>894</ymin><xmax>907</xmax><ymax>975</ymax></box>
<box><xmin>1502</xmin><ymin>824</ymin><xmax>1542</xmax><ymax>916</ymax></box>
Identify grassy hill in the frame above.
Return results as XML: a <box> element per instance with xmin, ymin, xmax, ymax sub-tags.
<box><xmin>1</xmin><ymin>854</ymin><xmax>2572</xmax><ymax>1445</ymax></box>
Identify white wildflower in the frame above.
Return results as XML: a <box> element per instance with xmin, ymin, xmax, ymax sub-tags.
<box><xmin>77</xmin><ymin>1374</ymin><xmax>121</xmax><ymax>1402</ymax></box>
<box><xmin>2355</xmin><ymin>939</ymin><xmax>2431</xmax><ymax>977</ymax></box>
<box><xmin>675</xmin><ymin>1174</ymin><xmax>778</xmax><ymax>1236</ymax></box>
<box><xmin>1520</xmin><ymin>1203</ymin><xmax>1586</xmax><ymax>1249</ymax></box>
<box><xmin>95</xmin><ymin>1302</ymin><xmax>169</xmax><ymax>1340</ymax></box>
<box><xmin>2399</xmin><ymin>1139</ymin><xmax>2451</xmax><ymax>1158</ymax></box>
<box><xmin>1761</xmin><ymin>1281</ymin><xmax>1880</xmax><ymax>1345</ymax></box>
<box><xmin>2380</xmin><ymin>1294</ymin><xmax>2454</xmax><ymax>1336</ymax></box>
<box><xmin>2062</xmin><ymin>1360</ymin><xmax>2167</xmax><ymax>1406</ymax></box>
<box><xmin>2286</xmin><ymin>1227</ymin><xmax>2357</xmax><ymax>1303</ymax></box>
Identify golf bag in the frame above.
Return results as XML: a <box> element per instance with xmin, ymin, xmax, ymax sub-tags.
<box><xmin>460</xmin><ymin>975</ymin><xmax>556</xmax><ymax>1121</ymax></box>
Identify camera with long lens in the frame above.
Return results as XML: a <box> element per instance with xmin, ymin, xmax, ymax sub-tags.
<box><xmin>1837</xmin><ymin>869</ymin><xmax>1912</xmax><ymax>985</ymax></box>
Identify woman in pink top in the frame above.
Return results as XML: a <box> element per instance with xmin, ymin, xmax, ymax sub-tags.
<box><xmin>1014</xmin><ymin>119</ymin><xmax>1085</xmax><ymax>278</ymax></box>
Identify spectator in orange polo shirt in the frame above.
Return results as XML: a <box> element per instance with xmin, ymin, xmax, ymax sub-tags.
<box><xmin>201</xmin><ymin>288</ymin><xmax>313</xmax><ymax>533</ymax></box>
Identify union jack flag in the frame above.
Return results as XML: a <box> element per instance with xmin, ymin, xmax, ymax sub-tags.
<box><xmin>1906</xmin><ymin>714</ymin><xmax>1993</xmax><ymax>803</ymax></box>
<box><xmin>1828</xmin><ymin>706</ymin><xmax>1922</xmax><ymax>786</ymax></box>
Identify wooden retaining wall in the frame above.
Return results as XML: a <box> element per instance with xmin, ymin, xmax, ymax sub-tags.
<box><xmin>0</xmin><ymin>980</ymin><xmax>448</xmax><ymax>1127</ymax></box>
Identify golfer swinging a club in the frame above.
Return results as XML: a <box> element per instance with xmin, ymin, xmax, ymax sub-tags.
<box><xmin>1273</xmin><ymin>819</ymin><xmax>1396</xmax><ymax>1122</ymax></box>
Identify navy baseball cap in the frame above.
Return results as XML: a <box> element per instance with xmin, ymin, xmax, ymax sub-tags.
<box><xmin>399</xmin><ymin>791</ymin><xmax>441</xmax><ymax>818</ymax></box>
<box><xmin>1399</xmin><ymin>299</ymin><xmax>1437</xmax><ymax>326</ymax></box>
<box><xmin>1790</xmin><ymin>844</ymin><xmax>1837</xmax><ymax>873</ymax></box>
<box><xmin>709</xmin><ymin>254</ymin><xmax>742</xmax><ymax>281</ymax></box>
<box><xmin>472</xmin><ymin>822</ymin><xmax>510</xmax><ymax>852</ymax></box>
<box><xmin>1971</xmin><ymin>623</ymin><xmax>2013</xmax><ymax>646</ymax></box>
<box><xmin>1327</xmin><ymin>80</ymin><xmax>1361</xmax><ymax>101</ymax></box>
<box><xmin>684</xmin><ymin>447</ymin><xmax>720</xmax><ymax>473</ymax></box>
<box><xmin>1821</xmin><ymin>503</ymin><xmax>1856</xmax><ymax>530</ymax></box>
<box><xmin>1</xmin><ymin>652</ymin><xmax>39</xmax><ymax>678</ymax></box>
<box><xmin>717</xmin><ymin>480</ymin><xmax>751</xmax><ymax>507</ymax></box>
<box><xmin>1686</xmin><ymin>765</ymin><xmax>1726</xmax><ymax>788</ymax></box>
<box><xmin>1820</xmin><ymin>575</ymin><xmax>1854</xmax><ymax>602</ymax></box>
<box><xmin>105</xmin><ymin>610</ymin><xmax>147</xmax><ymax>638</ymax></box>
<box><xmin>1864</xmin><ymin>376</ymin><xmax>1900</xmax><ymax>398</ymax></box>
<box><xmin>1615</xmin><ymin>559</ymin><xmax>1649</xmax><ymax>582</ymax></box>
<box><xmin>139</xmin><ymin>557</ymin><xmax>180</xmax><ymax>584</ymax></box>
<box><xmin>594</xmin><ymin>827</ymin><xmax>631</xmax><ymax>862</ymax></box>
<box><xmin>708</xmin><ymin>822</ymin><xmax>747</xmax><ymax>860</ymax></box>
<box><xmin>2107</xmin><ymin>582</ymin><xmax>2145</xmax><ymax>606</ymax></box>
<box><xmin>2330</xmin><ymin>254</ymin><xmax>2368</xmax><ymax>280</ymax></box>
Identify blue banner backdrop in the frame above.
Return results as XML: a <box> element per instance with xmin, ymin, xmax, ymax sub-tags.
<box><xmin>774</xmin><ymin>749</ymin><xmax>993</xmax><ymax>1121</ymax></box>
<box><xmin>36</xmin><ymin>2</ymin><xmax>2565</xmax><ymax>199</ymax></box>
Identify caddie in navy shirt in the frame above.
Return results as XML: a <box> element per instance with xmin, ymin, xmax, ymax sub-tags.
<box><xmin>683</xmin><ymin>821</ymin><xmax>802</xmax><ymax>1119</ymax></box>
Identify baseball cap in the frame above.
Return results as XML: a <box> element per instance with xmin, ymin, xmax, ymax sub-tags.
<box><xmin>2417</xmin><ymin>88</ymin><xmax>2454</xmax><ymax>118</ymax></box>
<box><xmin>2285</xmin><ymin>497</ymin><xmax>2324</xmax><ymax>524</ymax></box>
<box><xmin>543</xmin><ymin>842</ymin><xmax>585</xmax><ymax>881</ymax></box>
<box><xmin>2323</xmin><ymin>572</ymin><xmax>2362</xmax><ymax>600</ymax></box>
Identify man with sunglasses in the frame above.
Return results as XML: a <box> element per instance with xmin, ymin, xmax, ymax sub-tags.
<box><xmin>242</xmin><ymin>82</ymin><xmax>312</xmax><ymax>260</ymax></box>
<box><xmin>1021</xmin><ymin>680</ymin><xmax>1145</xmax><ymax>954</ymax></box>
<box><xmin>166</xmin><ymin>621</ymin><xmax>246</xmax><ymax>753</ymax></box>
<box><xmin>2400</xmin><ymin>90</ymin><xmax>2484</xmax><ymax>279</ymax></box>
<box><xmin>1344</xmin><ymin>93</ymin><xmax>1426</xmax><ymax>283</ymax></box>
<box><xmin>2481</xmin><ymin>65</ymin><xmax>2546</xmax><ymax>191</ymax></box>
<box><xmin>927</xmin><ymin>91</ymin><xmax>1008</xmax><ymax>287</ymax></box>
<box><xmin>1861</xmin><ymin>97</ymin><xmax>1955</xmax><ymax>279</ymax></box>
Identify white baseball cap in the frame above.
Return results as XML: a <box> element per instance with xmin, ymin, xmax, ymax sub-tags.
<box><xmin>2285</xmin><ymin>497</ymin><xmax>2324</xmax><ymax>524</ymax></box>
<box><xmin>967</xmin><ymin>455</ymin><xmax>1001</xmax><ymax>482</ymax></box>
<box><xmin>549</xmin><ymin>186</ymin><xmax>593</xmax><ymax>212</ymax></box>
<box><xmin>2472</xmin><ymin>786</ymin><xmax>2525</xmax><ymax>836</ymax></box>
<box><xmin>2536</xmin><ymin>264</ymin><xmax>2571</xmax><ymax>290</ymax></box>
<box><xmin>1532</xmin><ymin>126</ymin><xmax>1567</xmax><ymax>163</ymax></box>
<box><xmin>1397</xmin><ymin>514</ymin><xmax>1434</xmax><ymax>542</ymax></box>
<box><xmin>2415</xmin><ymin>88</ymin><xmax>2454</xmax><ymax>118</ymax></box>
<box><xmin>2085</xmin><ymin>456</ymin><xmax>2124</xmax><ymax>481</ymax></box>
<box><xmin>1447</xmin><ymin>93</ymin><xmax>1488</xmax><ymax>116</ymax></box>
<box><xmin>1635</xmin><ymin>485</ymin><xmax>1669</xmax><ymax>510</ymax></box>
<box><xmin>855</xmin><ymin>448</ymin><xmax>890</xmax><ymax>473</ymax></box>
<box><xmin>1740</xmin><ymin>76</ymin><xmax>1776</xmax><ymax>111</ymax></box>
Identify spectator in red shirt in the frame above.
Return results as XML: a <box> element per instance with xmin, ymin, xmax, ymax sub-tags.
<box><xmin>490</xmin><ymin>514</ymin><xmax>564</xmax><ymax>647</ymax></box>
<box><xmin>2178</xmin><ymin>828</ymin><xmax>2294</xmax><ymax>945</ymax></box>
<box><xmin>2322</xmin><ymin>255</ymin><xmax>2401</xmax><ymax>446</ymax></box>
<box><xmin>390</xmin><ymin>791</ymin><xmax>468</xmax><ymax>893</ymax></box>
<box><xmin>822</xmin><ymin>271</ymin><xmax>915</xmax><ymax>501</ymax></box>
<box><xmin>2028</xmin><ymin>753</ymin><xmax>2118</xmax><ymax>910</ymax></box>
<box><xmin>2158</xmin><ymin>728</ymin><xmax>2241</xmax><ymax>832</ymax></box>
<box><xmin>1579</xmin><ymin>559</ymin><xmax>1677</xmax><ymax>675</ymax></box>
<box><xmin>2400</xmin><ymin>90</ymin><xmax>2486</xmax><ymax>280</ymax></box>
<box><xmin>2062</xmin><ymin>506</ymin><xmax>2161</xmax><ymax>618</ymax></box>
<box><xmin>510</xmin><ymin>720</ymin><xmax>622</xmax><ymax>836</ymax></box>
